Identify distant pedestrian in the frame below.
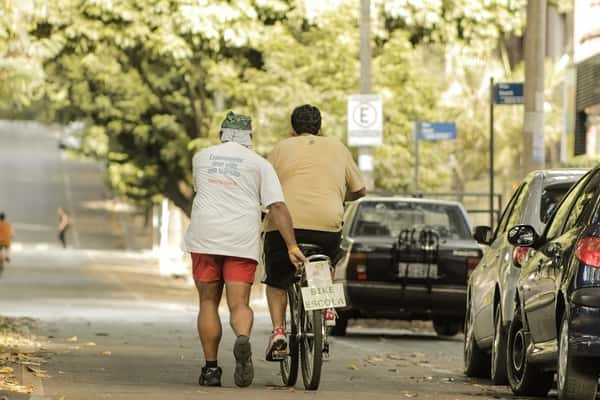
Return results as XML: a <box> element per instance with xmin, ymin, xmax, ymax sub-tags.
<box><xmin>0</xmin><ymin>212</ymin><xmax>14</xmax><ymax>263</ymax></box>
<box><xmin>57</xmin><ymin>207</ymin><xmax>69</xmax><ymax>248</ymax></box>
<box><xmin>184</xmin><ymin>111</ymin><xmax>305</xmax><ymax>388</ymax></box>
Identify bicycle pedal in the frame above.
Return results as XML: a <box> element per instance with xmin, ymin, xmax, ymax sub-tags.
<box><xmin>271</xmin><ymin>349</ymin><xmax>288</xmax><ymax>361</ymax></box>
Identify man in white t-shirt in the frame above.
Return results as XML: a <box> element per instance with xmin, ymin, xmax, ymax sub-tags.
<box><xmin>184</xmin><ymin>111</ymin><xmax>305</xmax><ymax>388</ymax></box>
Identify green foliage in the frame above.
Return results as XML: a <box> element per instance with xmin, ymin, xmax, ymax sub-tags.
<box><xmin>0</xmin><ymin>0</ymin><xmax>44</xmax><ymax>116</ymax></box>
<box><xmin>4</xmin><ymin>0</ymin><xmax>548</xmax><ymax>214</ymax></box>
<box><xmin>27</xmin><ymin>0</ymin><xmax>295</xmax><ymax>214</ymax></box>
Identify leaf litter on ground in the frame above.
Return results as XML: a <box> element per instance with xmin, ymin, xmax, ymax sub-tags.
<box><xmin>0</xmin><ymin>316</ymin><xmax>48</xmax><ymax>394</ymax></box>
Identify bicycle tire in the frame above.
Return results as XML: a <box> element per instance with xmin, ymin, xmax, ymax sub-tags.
<box><xmin>280</xmin><ymin>285</ymin><xmax>300</xmax><ymax>386</ymax></box>
<box><xmin>300</xmin><ymin>308</ymin><xmax>323</xmax><ymax>390</ymax></box>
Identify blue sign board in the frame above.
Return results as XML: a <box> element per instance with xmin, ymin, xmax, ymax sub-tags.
<box><xmin>416</xmin><ymin>122</ymin><xmax>457</xmax><ymax>141</ymax></box>
<box><xmin>494</xmin><ymin>82</ymin><xmax>524</xmax><ymax>105</ymax></box>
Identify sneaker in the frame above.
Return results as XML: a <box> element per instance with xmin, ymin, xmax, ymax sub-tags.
<box><xmin>233</xmin><ymin>336</ymin><xmax>254</xmax><ymax>387</ymax></box>
<box><xmin>265</xmin><ymin>327</ymin><xmax>288</xmax><ymax>361</ymax></box>
<box><xmin>199</xmin><ymin>366</ymin><xmax>222</xmax><ymax>387</ymax></box>
<box><xmin>325</xmin><ymin>308</ymin><xmax>337</xmax><ymax>327</ymax></box>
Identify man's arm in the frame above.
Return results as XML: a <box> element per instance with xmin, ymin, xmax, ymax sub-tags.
<box><xmin>267</xmin><ymin>202</ymin><xmax>305</xmax><ymax>268</ymax></box>
<box><xmin>345</xmin><ymin>187</ymin><xmax>366</xmax><ymax>202</ymax></box>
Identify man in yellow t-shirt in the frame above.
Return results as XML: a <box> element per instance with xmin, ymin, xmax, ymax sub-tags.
<box><xmin>0</xmin><ymin>213</ymin><xmax>14</xmax><ymax>263</ymax></box>
<box><xmin>262</xmin><ymin>104</ymin><xmax>366</xmax><ymax>361</ymax></box>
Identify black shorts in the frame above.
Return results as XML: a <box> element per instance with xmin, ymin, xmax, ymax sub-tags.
<box><xmin>262</xmin><ymin>229</ymin><xmax>341</xmax><ymax>289</ymax></box>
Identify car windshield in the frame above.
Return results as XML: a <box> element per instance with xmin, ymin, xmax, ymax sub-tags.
<box><xmin>351</xmin><ymin>201</ymin><xmax>471</xmax><ymax>240</ymax></box>
<box><xmin>540</xmin><ymin>183</ymin><xmax>573</xmax><ymax>224</ymax></box>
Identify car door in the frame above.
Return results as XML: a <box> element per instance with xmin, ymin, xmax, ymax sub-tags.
<box><xmin>522</xmin><ymin>172</ymin><xmax>593</xmax><ymax>343</ymax></box>
<box><xmin>472</xmin><ymin>183</ymin><xmax>525</xmax><ymax>340</ymax></box>
<box><xmin>530</xmin><ymin>170</ymin><xmax>600</xmax><ymax>343</ymax></box>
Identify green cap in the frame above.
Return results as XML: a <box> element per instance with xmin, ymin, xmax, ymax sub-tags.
<box><xmin>221</xmin><ymin>111</ymin><xmax>252</xmax><ymax>131</ymax></box>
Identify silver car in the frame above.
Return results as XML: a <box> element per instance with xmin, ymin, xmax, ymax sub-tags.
<box><xmin>464</xmin><ymin>169</ymin><xmax>587</xmax><ymax>384</ymax></box>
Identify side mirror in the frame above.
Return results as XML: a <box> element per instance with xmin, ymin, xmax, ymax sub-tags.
<box><xmin>507</xmin><ymin>225</ymin><xmax>539</xmax><ymax>247</ymax></box>
<box><xmin>473</xmin><ymin>226</ymin><xmax>493</xmax><ymax>245</ymax></box>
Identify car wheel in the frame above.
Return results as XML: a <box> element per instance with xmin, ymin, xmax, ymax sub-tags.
<box><xmin>463</xmin><ymin>300</ymin><xmax>490</xmax><ymax>378</ymax></box>
<box><xmin>329</xmin><ymin>314</ymin><xmax>348</xmax><ymax>337</ymax></box>
<box><xmin>433</xmin><ymin>320</ymin><xmax>461</xmax><ymax>337</ymax></box>
<box><xmin>506</xmin><ymin>303</ymin><xmax>553</xmax><ymax>396</ymax></box>
<box><xmin>557</xmin><ymin>314</ymin><xmax>598</xmax><ymax>400</ymax></box>
<box><xmin>491</xmin><ymin>305</ymin><xmax>508</xmax><ymax>385</ymax></box>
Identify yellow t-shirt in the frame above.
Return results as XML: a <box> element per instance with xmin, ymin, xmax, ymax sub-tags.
<box><xmin>264</xmin><ymin>135</ymin><xmax>364</xmax><ymax>232</ymax></box>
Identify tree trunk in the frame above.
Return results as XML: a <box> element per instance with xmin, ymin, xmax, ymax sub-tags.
<box><xmin>165</xmin><ymin>179</ymin><xmax>192</xmax><ymax>218</ymax></box>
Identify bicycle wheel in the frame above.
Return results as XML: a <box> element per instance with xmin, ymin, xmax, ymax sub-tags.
<box><xmin>300</xmin><ymin>308</ymin><xmax>323</xmax><ymax>390</ymax></box>
<box><xmin>280</xmin><ymin>286</ymin><xmax>300</xmax><ymax>386</ymax></box>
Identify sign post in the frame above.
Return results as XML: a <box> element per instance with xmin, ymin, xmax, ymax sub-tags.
<box><xmin>413</xmin><ymin>122</ymin><xmax>457</xmax><ymax>192</ymax></box>
<box><xmin>491</xmin><ymin>81</ymin><xmax>524</xmax><ymax>227</ymax></box>
<box><xmin>348</xmin><ymin>95</ymin><xmax>383</xmax><ymax>189</ymax></box>
<box><xmin>347</xmin><ymin>95</ymin><xmax>383</xmax><ymax>147</ymax></box>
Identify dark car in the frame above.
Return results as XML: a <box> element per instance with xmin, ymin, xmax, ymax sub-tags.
<box><xmin>465</xmin><ymin>169</ymin><xmax>586</xmax><ymax>384</ymax></box>
<box><xmin>331</xmin><ymin>197</ymin><xmax>482</xmax><ymax>337</ymax></box>
<box><xmin>504</xmin><ymin>166</ymin><xmax>600</xmax><ymax>400</ymax></box>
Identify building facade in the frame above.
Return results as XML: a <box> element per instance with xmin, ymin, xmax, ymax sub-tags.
<box><xmin>574</xmin><ymin>0</ymin><xmax>600</xmax><ymax>156</ymax></box>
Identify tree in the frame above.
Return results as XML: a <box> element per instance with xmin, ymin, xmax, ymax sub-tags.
<box><xmin>0</xmin><ymin>0</ymin><xmax>44</xmax><ymax>117</ymax></box>
<box><xmin>28</xmin><ymin>0</ymin><xmax>295</xmax><ymax>215</ymax></box>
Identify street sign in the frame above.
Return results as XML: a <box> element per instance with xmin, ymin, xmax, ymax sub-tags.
<box><xmin>347</xmin><ymin>95</ymin><xmax>383</xmax><ymax>146</ymax></box>
<box><xmin>416</xmin><ymin>122</ymin><xmax>457</xmax><ymax>141</ymax></box>
<box><xmin>494</xmin><ymin>83</ymin><xmax>524</xmax><ymax>105</ymax></box>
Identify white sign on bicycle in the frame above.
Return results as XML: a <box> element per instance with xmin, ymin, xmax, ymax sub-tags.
<box><xmin>302</xmin><ymin>260</ymin><xmax>346</xmax><ymax>311</ymax></box>
<box><xmin>302</xmin><ymin>284</ymin><xmax>346</xmax><ymax>311</ymax></box>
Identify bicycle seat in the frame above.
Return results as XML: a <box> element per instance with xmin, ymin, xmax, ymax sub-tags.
<box><xmin>298</xmin><ymin>243</ymin><xmax>324</xmax><ymax>256</ymax></box>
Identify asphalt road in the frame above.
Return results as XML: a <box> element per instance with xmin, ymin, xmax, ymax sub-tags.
<box><xmin>0</xmin><ymin>120</ymin><xmax>150</xmax><ymax>251</ymax></box>
<box><xmin>0</xmin><ymin>121</ymin><xmax>534</xmax><ymax>400</ymax></box>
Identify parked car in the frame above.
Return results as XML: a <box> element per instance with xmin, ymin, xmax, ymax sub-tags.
<box><xmin>464</xmin><ymin>169</ymin><xmax>587</xmax><ymax>384</ymax></box>
<box><xmin>504</xmin><ymin>166</ymin><xmax>600</xmax><ymax>400</ymax></box>
<box><xmin>331</xmin><ymin>197</ymin><xmax>482</xmax><ymax>337</ymax></box>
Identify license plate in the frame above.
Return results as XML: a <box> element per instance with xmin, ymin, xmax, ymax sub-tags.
<box><xmin>301</xmin><ymin>283</ymin><xmax>346</xmax><ymax>311</ymax></box>
<box><xmin>397</xmin><ymin>263</ymin><xmax>439</xmax><ymax>279</ymax></box>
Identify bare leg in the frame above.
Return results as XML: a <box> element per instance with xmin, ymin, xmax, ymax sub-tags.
<box><xmin>225</xmin><ymin>281</ymin><xmax>255</xmax><ymax>387</ymax></box>
<box><xmin>266</xmin><ymin>285</ymin><xmax>287</xmax><ymax>329</ymax></box>
<box><xmin>196</xmin><ymin>281</ymin><xmax>224</xmax><ymax>361</ymax></box>
<box><xmin>225</xmin><ymin>281</ymin><xmax>253</xmax><ymax>336</ymax></box>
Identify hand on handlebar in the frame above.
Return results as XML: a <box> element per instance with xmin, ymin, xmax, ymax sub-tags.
<box><xmin>287</xmin><ymin>246</ymin><xmax>306</xmax><ymax>270</ymax></box>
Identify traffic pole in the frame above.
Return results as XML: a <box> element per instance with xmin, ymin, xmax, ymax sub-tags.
<box><xmin>489</xmin><ymin>77</ymin><xmax>495</xmax><ymax>228</ymax></box>
<box><xmin>359</xmin><ymin>0</ymin><xmax>374</xmax><ymax>190</ymax></box>
<box><xmin>523</xmin><ymin>0</ymin><xmax>547</xmax><ymax>176</ymax></box>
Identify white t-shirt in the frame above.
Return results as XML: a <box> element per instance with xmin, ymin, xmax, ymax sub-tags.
<box><xmin>184</xmin><ymin>142</ymin><xmax>284</xmax><ymax>262</ymax></box>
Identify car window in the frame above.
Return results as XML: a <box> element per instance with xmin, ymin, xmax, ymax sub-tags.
<box><xmin>546</xmin><ymin>172</ymin><xmax>593</xmax><ymax>240</ymax></box>
<box><xmin>506</xmin><ymin>182</ymin><xmax>533</xmax><ymax>229</ymax></box>
<box><xmin>494</xmin><ymin>183</ymin><xmax>525</xmax><ymax>240</ymax></box>
<box><xmin>540</xmin><ymin>183</ymin><xmax>573</xmax><ymax>224</ymax></box>
<box><xmin>563</xmin><ymin>171</ymin><xmax>600</xmax><ymax>232</ymax></box>
<box><xmin>351</xmin><ymin>201</ymin><xmax>471</xmax><ymax>240</ymax></box>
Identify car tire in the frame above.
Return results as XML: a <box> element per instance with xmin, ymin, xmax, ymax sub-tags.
<box><xmin>464</xmin><ymin>300</ymin><xmax>490</xmax><ymax>378</ymax></box>
<box><xmin>433</xmin><ymin>320</ymin><xmax>461</xmax><ymax>337</ymax></box>
<box><xmin>329</xmin><ymin>314</ymin><xmax>348</xmax><ymax>337</ymax></box>
<box><xmin>506</xmin><ymin>304</ymin><xmax>553</xmax><ymax>396</ymax></box>
<box><xmin>491</xmin><ymin>305</ymin><xmax>508</xmax><ymax>385</ymax></box>
<box><xmin>557</xmin><ymin>314</ymin><xmax>599</xmax><ymax>400</ymax></box>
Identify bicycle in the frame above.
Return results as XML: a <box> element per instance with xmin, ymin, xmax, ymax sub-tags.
<box><xmin>280</xmin><ymin>243</ymin><xmax>344</xmax><ymax>390</ymax></box>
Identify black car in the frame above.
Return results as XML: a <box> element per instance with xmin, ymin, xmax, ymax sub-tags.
<box><xmin>505</xmin><ymin>166</ymin><xmax>600</xmax><ymax>400</ymax></box>
<box><xmin>465</xmin><ymin>169</ymin><xmax>586</xmax><ymax>384</ymax></box>
<box><xmin>331</xmin><ymin>197</ymin><xmax>482</xmax><ymax>337</ymax></box>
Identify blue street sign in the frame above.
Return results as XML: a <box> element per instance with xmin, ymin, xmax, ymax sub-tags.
<box><xmin>416</xmin><ymin>122</ymin><xmax>457</xmax><ymax>141</ymax></box>
<box><xmin>494</xmin><ymin>82</ymin><xmax>524</xmax><ymax>105</ymax></box>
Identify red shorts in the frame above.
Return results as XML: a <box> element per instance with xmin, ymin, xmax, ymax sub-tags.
<box><xmin>191</xmin><ymin>253</ymin><xmax>257</xmax><ymax>283</ymax></box>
